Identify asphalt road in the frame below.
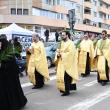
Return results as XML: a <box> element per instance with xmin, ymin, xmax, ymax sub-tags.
<box><xmin>20</xmin><ymin>68</ymin><xmax>110</xmax><ymax>110</ymax></box>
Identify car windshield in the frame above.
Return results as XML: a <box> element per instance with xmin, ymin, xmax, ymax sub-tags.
<box><xmin>44</xmin><ymin>42</ymin><xmax>57</xmax><ymax>47</ymax></box>
<box><xmin>44</xmin><ymin>42</ymin><xmax>54</xmax><ymax>47</ymax></box>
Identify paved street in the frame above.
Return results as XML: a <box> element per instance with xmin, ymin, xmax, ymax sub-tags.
<box><xmin>20</xmin><ymin>68</ymin><xmax>110</xmax><ymax>110</ymax></box>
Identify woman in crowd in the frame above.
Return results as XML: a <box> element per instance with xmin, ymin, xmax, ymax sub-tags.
<box><xmin>0</xmin><ymin>36</ymin><xmax>27</xmax><ymax>110</ymax></box>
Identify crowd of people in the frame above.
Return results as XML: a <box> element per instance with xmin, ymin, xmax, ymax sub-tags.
<box><xmin>0</xmin><ymin>29</ymin><xmax>110</xmax><ymax>109</ymax></box>
<box><xmin>26</xmin><ymin>30</ymin><xmax>110</xmax><ymax>96</ymax></box>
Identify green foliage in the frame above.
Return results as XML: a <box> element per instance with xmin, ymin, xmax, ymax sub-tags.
<box><xmin>76</xmin><ymin>40</ymin><xmax>81</xmax><ymax>48</ymax></box>
<box><xmin>0</xmin><ymin>46</ymin><xmax>19</xmax><ymax>62</ymax></box>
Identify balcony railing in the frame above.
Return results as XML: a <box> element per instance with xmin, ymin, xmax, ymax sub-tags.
<box><xmin>83</xmin><ymin>13</ymin><xmax>92</xmax><ymax>20</ymax></box>
<box><xmin>84</xmin><ymin>1</ymin><xmax>92</xmax><ymax>8</ymax></box>
<box><xmin>98</xmin><ymin>7</ymin><xmax>110</xmax><ymax>15</ymax></box>
<box><xmin>100</xmin><ymin>0</ymin><xmax>110</xmax><ymax>5</ymax></box>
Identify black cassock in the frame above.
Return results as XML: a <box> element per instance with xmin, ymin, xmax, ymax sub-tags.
<box><xmin>0</xmin><ymin>57</ymin><xmax>27</xmax><ymax>110</ymax></box>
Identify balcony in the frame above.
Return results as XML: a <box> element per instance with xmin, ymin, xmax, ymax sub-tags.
<box><xmin>74</xmin><ymin>23</ymin><xmax>110</xmax><ymax>34</ymax></box>
<box><xmin>98</xmin><ymin>7</ymin><xmax>110</xmax><ymax>15</ymax></box>
<box><xmin>42</xmin><ymin>3</ymin><xmax>53</xmax><ymax>10</ymax></box>
<box><xmin>100</xmin><ymin>0</ymin><xmax>110</xmax><ymax>5</ymax></box>
<box><xmin>52</xmin><ymin>5</ymin><xmax>68</xmax><ymax>14</ymax></box>
<box><xmin>104</xmin><ymin>20</ymin><xmax>110</xmax><ymax>25</ymax></box>
<box><xmin>83</xmin><ymin>13</ymin><xmax>92</xmax><ymax>20</ymax></box>
<box><xmin>0</xmin><ymin>15</ymin><xmax>69</xmax><ymax>28</ymax></box>
<box><xmin>84</xmin><ymin>1</ymin><xmax>92</xmax><ymax>8</ymax></box>
<box><xmin>69</xmin><ymin>0</ymin><xmax>80</xmax><ymax>3</ymax></box>
<box><xmin>32</xmin><ymin>0</ymin><xmax>42</xmax><ymax>8</ymax></box>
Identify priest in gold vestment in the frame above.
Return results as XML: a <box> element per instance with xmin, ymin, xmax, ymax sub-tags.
<box><xmin>90</xmin><ymin>34</ymin><xmax>98</xmax><ymax>72</ymax></box>
<box><xmin>55</xmin><ymin>31</ymin><xmax>79</xmax><ymax>96</ymax></box>
<box><xmin>27</xmin><ymin>34</ymin><xmax>49</xmax><ymax>89</ymax></box>
<box><xmin>78</xmin><ymin>34</ymin><xmax>94</xmax><ymax>77</ymax></box>
<box><xmin>94</xmin><ymin>30</ymin><xmax>110</xmax><ymax>86</ymax></box>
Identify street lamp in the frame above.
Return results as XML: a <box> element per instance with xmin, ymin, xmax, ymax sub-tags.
<box><xmin>68</xmin><ymin>9</ymin><xmax>76</xmax><ymax>32</ymax></box>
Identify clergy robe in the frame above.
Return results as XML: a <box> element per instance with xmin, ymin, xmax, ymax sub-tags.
<box><xmin>28</xmin><ymin>41</ymin><xmax>49</xmax><ymax>85</ymax></box>
<box><xmin>55</xmin><ymin>39</ymin><xmax>79</xmax><ymax>92</ymax></box>
<box><xmin>94</xmin><ymin>38</ymin><xmax>110</xmax><ymax>82</ymax></box>
<box><xmin>78</xmin><ymin>39</ymin><xmax>94</xmax><ymax>76</ymax></box>
<box><xmin>0</xmin><ymin>57</ymin><xmax>27</xmax><ymax>110</ymax></box>
<box><xmin>90</xmin><ymin>39</ymin><xmax>98</xmax><ymax>72</ymax></box>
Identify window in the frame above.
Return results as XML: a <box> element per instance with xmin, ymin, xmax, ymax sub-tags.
<box><xmin>45</xmin><ymin>0</ymin><xmax>52</xmax><ymax>5</ymax></box>
<box><xmin>23</xmin><ymin>9</ymin><xmax>28</xmax><ymax>15</ymax></box>
<box><xmin>17</xmin><ymin>9</ymin><xmax>22</xmax><ymax>15</ymax></box>
<box><xmin>76</xmin><ymin>6</ymin><xmax>80</xmax><ymax>13</ymax></box>
<box><xmin>35</xmin><ymin>26</ymin><xmax>41</xmax><ymax>33</ymax></box>
<box><xmin>93</xmin><ymin>0</ymin><xmax>97</xmax><ymax>6</ymax></box>
<box><xmin>53</xmin><ymin>0</ymin><xmax>56</xmax><ymax>5</ymax></box>
<box><xmin>65</xmin><ymin>0</ymin><xmax>75</xmax><ymax>9</ymax></box>
<box><xmin>32</xmin><ymin>8</ymin><xmax>40</xmax><ymax>16</ymax></box>
<box><xmin>41</xmin><ymin>10</ymin><xmax>48</xmax><ymax>17</ymax></box>
<box><xmin>108</xmin><ymin>15</ymin><xmax>109</xmax><ymax>19</ymax></box>
<box><xmin>100</xmin><ymin>3</ymin><xmax>103</xmax><ymax>6</ymax></box>
<box><xmin>32</xmin><ymin>8</ymin><xmax>65</xmax><ymax>20</ymax></box>
<box><xmin>11</xmin><ymin>8</ymin><xmax>16</xmax><ymax>15</ymax></box>
<box><xmin>61</xmin><ymin>13</ymin><xmax>64</xmax><ymax>19</ymax></box>
<box><xmin>57</xmin><ymin>13</ymin><xmax>60</xmax><ymax>19</ymax></box>
<box><xmin>84</xmin><ymin>8</ymin><xmax>91</xmax><ymax>14</ymax></box>
<box><xmin>94</xmin><ymin>12</ymin><xmax>97</xmax><ymax>17</ymax></box>
<box><xmin>93</xmin><ymin>22</ymin><xmax>97</xmax><ymax>27</ymax></box>
<box><xmin>57</xmin><ymin>0</ymin><xmax>60</xmax><ymax>5</ymax></box>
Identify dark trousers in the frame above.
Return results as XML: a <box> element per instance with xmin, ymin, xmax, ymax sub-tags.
<box><xmin>35</xmin><ymin>69</ymin><xmax>44</xmax><ymax>87</ymax></box>
<box><xmin>82</xmin><ymin>52</ymin><xmax>90</xmax><ymax>76</ymax></box>
<box><xmin>64</xmin><ymin>72</ymin><xmax>76</xmax><ymax>93</ymax></box>
<box><xmin>97</xmin><ymin>60</ymin><xmax>109</xmax><ymax>83</ymax></box>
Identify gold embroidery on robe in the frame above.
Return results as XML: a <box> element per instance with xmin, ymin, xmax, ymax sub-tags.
<box><xmin>28</xmin><ymin>41</ymin><xmax>49</xmax><ymax>85</ymax></box>
<box><xmin>55</xmin><ymin>40</ymin><xmax>79</xmax><ymax>92</ymax></box>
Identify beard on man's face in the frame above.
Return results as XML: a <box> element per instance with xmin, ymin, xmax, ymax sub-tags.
<box><xmin>62</xmin><ymin>36</ymin><xmax>67</xmax><ymax>41</ymax></box>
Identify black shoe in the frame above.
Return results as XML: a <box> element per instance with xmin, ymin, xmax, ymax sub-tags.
<box><xmin>32</xmin><ymin>86</ymin><xmax>38</xmax><ymax>89</ymax></box>
<box><xmin>61</xmin><ymin>92</ymin><xmax>70</xmax><ymax>96</ymax></box>
<box><xmin>101</xmin><ymin>82</ymin><xmax>107</xmax><ymax>86</ymax></box>
<box><xmin>70</xmin><ymin>84</ymin><xmax>77</xmax><ymax>90</ymax></box>
<box><xmin>81</xmin><ymin>74</ymin><xmax>86</xmax><ymax>77</ymax></box>
<box><xmin>60</xmin><ymin>90</ymin><xmax>64</xmax><ymax>93</ymax></box>
<box><xmin>32</xmin><ymin>85</ymin><xmax>44</xmax><ymax>89</ymax></box>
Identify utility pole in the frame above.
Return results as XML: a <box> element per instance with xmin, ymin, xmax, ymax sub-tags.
<box><xmin>68</xmin><ymin>9</ymin><xmax>76</xmax><ymax>36</ymax></box>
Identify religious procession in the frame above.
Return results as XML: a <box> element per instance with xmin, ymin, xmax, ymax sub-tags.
<box><xmin>1</xmin><ymin>0</ymin><xmax>110</xmax><ymax>110</ymax></box>
<box><xmin>1</xmin><ymin>29</ymin><xmax>110</xmax><ymax>110</ymax></box>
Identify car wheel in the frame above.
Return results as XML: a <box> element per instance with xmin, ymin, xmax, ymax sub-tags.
<box><xmin>47</xmin><ymin>57</ymin><xmax>52</xmax><ymax>68</ymax></box>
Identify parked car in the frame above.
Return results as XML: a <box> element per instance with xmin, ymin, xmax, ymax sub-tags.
<box><xmin>45</xmin><ymin>42</ymin><xmax>58</xmax><ymax>68</ymax></box>
<box><xmin>16</xmin><ymin>57</ymin><xmax>26</xmax><ymax>72</ymax></box>
<box><xmin>20</xmin><ymin>42</ymin><xmax>58</xmax><ymax>68</ymax></box>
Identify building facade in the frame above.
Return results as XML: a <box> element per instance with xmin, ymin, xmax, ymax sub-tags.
<box><xmin>0</xmin><ymin>0</ymin><xmax>110</xmax><ymax>36</ymax></box>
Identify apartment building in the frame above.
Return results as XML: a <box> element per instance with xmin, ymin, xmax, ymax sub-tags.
<box><xmin>80</xmin><ymin>0</ymin><xmax>110</xmax><ymax>34</ymax></box>
<box><xmin>0</xmin><ymin>0</ymin><xmax>110</xmax><ymax>36</ymax></box>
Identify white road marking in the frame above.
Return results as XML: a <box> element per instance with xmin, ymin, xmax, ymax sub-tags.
<box><xmin>84</xmin><ymin>80</ymin><xmax>97</xmax><ymax>87</ymax></box>
<box><xmin>21</xmin><ymin>74</ymin><xmax>97</xmax><ymax>89</ymax></box>
<box><xmin>67</xmin><ymin>88</ymin><xmax>110</xmax><ymax>110</ymax></box>
<box><xmin>21</xmin><ymin>75</ymin><xmax>56</xmax><ymax>88</ymax></box>
<box><xmin>21</xmin><ymin>82</ymin><xmax>32</xmax><ymax>88</ymax></box>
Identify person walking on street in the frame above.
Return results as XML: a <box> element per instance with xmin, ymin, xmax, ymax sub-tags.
<box><xmin>0</xmin><ymin>36</ymin><xmax>27</xmax><ymax>110</ymax></box>
<box><xmin>27</xmin><ymin>34</ymin><xmax>49</xmax><ymax>89</ymax></box>
<box><xmin>78</xmin><ymin>34</ymin><xmax>94</xmax><ymax>77</ymax></box>
<box><xmin>94</xmin><ymin>30</ymin><xmax>110</xmax><ymax>86</ymax></box>
<box><xmin>55</xmin><ymin>31</ymin><xmax>79</xmax><ymax>96</ymax></box>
